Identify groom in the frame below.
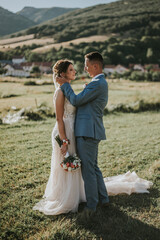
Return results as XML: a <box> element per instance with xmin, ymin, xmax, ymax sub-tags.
<box><xmin>58</xmin><ymin>52</ymin><xmax>109</xmax><ymax>219</ymax></box>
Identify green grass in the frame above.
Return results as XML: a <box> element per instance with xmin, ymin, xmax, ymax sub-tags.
<box><xmin>1</xmin><ymin>112</ymin><xmax>160</xmax><ymax>240</ymax></box>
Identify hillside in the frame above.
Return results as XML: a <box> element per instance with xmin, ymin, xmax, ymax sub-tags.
<box><xmin>0</xmin><ymin>7</ymin><xmax>35</xmax><ymax>37</ymax></box>
<box><xmin>23</xmin><ymin>0</ymin><xmax>160</xmax><ymax>42</ymax></box>
<box><xmin>1</xmin><ymin>0</ymin><xmax>160</xmax><ymax>67</ymax></box>
<box><xmin>17</xmin><ymin>6</ymin><xmax>79</xmax><ymax>24</ymax></box>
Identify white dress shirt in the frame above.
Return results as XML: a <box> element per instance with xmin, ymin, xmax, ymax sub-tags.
<box><xmin>92</xmin><ymin>73</ymin><xmax>104</xmax><ymax>81</ymax></box>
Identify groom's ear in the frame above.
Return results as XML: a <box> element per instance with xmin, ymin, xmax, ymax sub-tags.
<box><xmin>93</xmin><ymin>63</ymin><xmax>98</xmax><ymax>70</ymax></box>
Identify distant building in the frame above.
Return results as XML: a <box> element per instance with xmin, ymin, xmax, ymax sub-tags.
<box><xmin>31</xmin><ymin>62</ymin><xmax>52</xmax><ymax>74</ymax></box>
<box><xmin>144</xmin><ymin>64</ymin><xmax>159</xmax><ymax>69</ymax></box>
<box><xmin>21</xmin><ymin>62</ymin><xmax>52</xmax><ymax>74</ymax></box>
<box><xmin>104</xmin><ymin>65</ymin><xmax>116</xmax><ymax>75</ymax></box>
<box><xmin>21</xmin><ymin>62</ymin><xmax>33</xmax><ymax>72</ymax></box>
<box><xmin>104</xmin><ymin>64</ymin><xmax>128</xmax><ymax>76</ymax></box>
<box><xmin>2</xmin><ymin>61</ymin><xmax>52</xmax><ymax>77</ymax></box>
<box><xmin>129</xmin><ymin>64</ymin><xmax>145</xmax><ymax>72</ymax></box>
<box><xmin>114</xmin><ymin>64</ymin><xmax>128</xmax><ymax>74</ymax></box>
<box><xmin>12</xmin><ymin>56</ymin><xmax>26</xmax><ymax>65</ymax></box>
<box><xmin>4</xmin><ymin>64</ymin><xmax>30</xmax><ymax>77</ymax></box>
<box><xmin>144</xmin><ymin>64</ymin><xmax>160</xmax><ymax>72</ymax></box>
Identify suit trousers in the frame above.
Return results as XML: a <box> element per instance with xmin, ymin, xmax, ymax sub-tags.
<box><xmin>76</xmin><ymin>137</ymin><xmax>109</xmax><ymax>211</ymax></box>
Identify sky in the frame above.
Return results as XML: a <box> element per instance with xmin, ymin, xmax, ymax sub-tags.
<box><xmin>0</xmin><ymin>0</ymin><xmax>118</xmax><ymax>13</ymax></box>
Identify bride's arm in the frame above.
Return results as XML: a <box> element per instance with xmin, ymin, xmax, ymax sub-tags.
<box><xmin>55</xmin><ymin>89</ymin><xmax>68</xmax><ymax>156</ymax></box>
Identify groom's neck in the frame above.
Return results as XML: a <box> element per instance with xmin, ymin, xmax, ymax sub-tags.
<box><xmin>92</xmin><ymin>70</ymin><xmax>103</xmax><ymax>78</ymax></box>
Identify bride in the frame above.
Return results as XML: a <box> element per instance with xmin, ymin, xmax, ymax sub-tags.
<box><xmin>33</xmin><ymin>59</ymin><xmax>152</xmax><ymax>215</ymax></box>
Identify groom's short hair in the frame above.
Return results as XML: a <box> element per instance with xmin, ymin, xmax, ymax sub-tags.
<box><xmin>85</xmin><ymin>52</ymin><xmax>103</xmax><ymax>67</ymax></box>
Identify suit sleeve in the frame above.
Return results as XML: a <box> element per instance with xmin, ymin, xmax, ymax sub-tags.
<box><xmin>60</xmin><ymin>81</ymin><xmax>102</xmax><ymax>107</ymax></box>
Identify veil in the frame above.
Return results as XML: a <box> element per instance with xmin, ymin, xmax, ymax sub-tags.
<box><xmin>53</xmin><ymin>73</ymin><xmax>60</xmax><ymax>91</ymax></box>
<box><xmin>53</xmin><ymin>73</ymin><xmax>60</xmax><ymax>102</ymax></box>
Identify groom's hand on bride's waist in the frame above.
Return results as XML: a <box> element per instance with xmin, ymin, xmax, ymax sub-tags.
<box><xmin>56</xmin><ymin>76</ymin><xmax>69</xmax><ymax>86</ymax></box>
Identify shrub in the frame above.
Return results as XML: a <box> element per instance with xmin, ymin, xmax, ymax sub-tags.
<box><xmin>152</xmin><ymin>71</ymin><xmax>160</xmax><ymax>82</ymax></box>
<box><xmin>24</xmin><ymin>81</ymin><xmax>37</xmax><ymax>86</ymax></box>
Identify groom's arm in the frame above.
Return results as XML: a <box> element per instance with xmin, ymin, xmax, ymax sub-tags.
<box><xmin>60</xmin><ymin>81</ymin><xmax>105</xmax><ymax>107</ymax></box>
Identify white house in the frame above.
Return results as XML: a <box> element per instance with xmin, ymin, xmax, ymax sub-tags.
<box><xmin>21</xmin><ymin>62</ymin><xmax>33</xmax><ymax>72</ymax></box>
<box><xmin>132</xmin><ymin>64</ymin><xmax>145</xmax><ymax>72</ymax></box>
<box><xmin>104</xmin><ymin>64</ymin><xmax>128</xmax><ymax>75</ymax></box>
<box><xmin>21</xmin><ymin>62</ymin><xmax>52</xmax><ymax>73</ymax></box>
<box><xmin>12</xmin><ymin>56</ymin><xmax>26</xmax><ymax>65</ymax></box>
<box><xmin>4</xmin><ymin>64</ymin><xmax>30</xmax><ymax>77</ymax></box>
<box><xmin>33</xmin><ymin>62</ymin><xmax>52</xmax><ymax>73</ymax></box>
<box><xmin>104</xmin><ymin>65</ymin><xmax>116</xmax><ymax>75</ymax></box>
<box><xmin>114</xmin><ymin>64</ymin><xmax>128</xmax><ymax>74</ymax></box>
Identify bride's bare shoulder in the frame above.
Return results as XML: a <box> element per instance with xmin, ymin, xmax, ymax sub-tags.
<box><xmin>55</xmin><ymin>88</ymin><xmax>65</xmax><ymax>101</ymax></box>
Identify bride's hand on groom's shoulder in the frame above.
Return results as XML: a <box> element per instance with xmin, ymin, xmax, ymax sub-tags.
<box><xmin>56</xmin><ymin>76</ymin><xmax>68</xmax><ymax>86</ymax></box>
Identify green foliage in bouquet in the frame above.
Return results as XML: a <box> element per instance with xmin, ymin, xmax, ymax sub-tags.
<box><xmin>60</xmin><ymin>154</ymin><xmax>81</xmax><ymax>171</ymax></box>
<box><xmin>55</xmin><ymin>135</ymin><xmax>63</xmax><ymax>147</ymax></box>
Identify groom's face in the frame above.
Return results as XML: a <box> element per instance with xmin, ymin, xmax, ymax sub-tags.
<box><xmin>84</xmin><ymin>58</ymin><xmax>94</xmax><ymax>77</ymax></box>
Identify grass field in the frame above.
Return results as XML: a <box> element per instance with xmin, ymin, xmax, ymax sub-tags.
<box><xmin>0</xmin><ymin>78</ymin><xmax>160</xmax><ymax>239</ymax></box>
<box><xmin>0</xmin><ymin>77</ymin><xmax>160</xmax><ymax>113</ymax></box>
<box><xmin>0</xmin><ymin>34</ymin><xmax>34</xmax><ymax>45</ymax></box>
<box><xmin>1</xmin><ymin>113</ymin><xmax>160</xmax><ymax>239</ymax></box>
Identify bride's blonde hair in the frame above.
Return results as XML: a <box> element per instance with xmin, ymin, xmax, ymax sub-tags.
<box><xmin>53</xmin><ymin>59</ymin><xmax>73</xmax><ymax>77</ymax></box>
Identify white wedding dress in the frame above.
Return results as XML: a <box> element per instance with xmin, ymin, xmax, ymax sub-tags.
<box><xmin>33</xmin><ymin>93</ymin><xmax>153</xmax><ymax>215</ymax></box>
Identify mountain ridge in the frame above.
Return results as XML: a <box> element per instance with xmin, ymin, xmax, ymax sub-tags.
<box><xmin>22</xmin><ymin>0</ymin><xmax>160</xmax><ymax>43</ymax></box>
<box><xmin>17</xmin><ymin>6</ymin><xmax>79</xmax><ymax>24</ymax></box>
<box><xmin>0</xmin><ymin>7</ymin><xmax>35</xmax><ymax>37</ymax></box>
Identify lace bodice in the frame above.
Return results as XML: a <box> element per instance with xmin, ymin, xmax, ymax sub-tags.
<box><xmin>53</xmin><ymin>89</ymin><xmax>76</xmax><ymax>119</ymax></box>
<box><xmin>63</xmin><ymin>98</ymin><xmax>76</xmax><ymax>119</ymax></box>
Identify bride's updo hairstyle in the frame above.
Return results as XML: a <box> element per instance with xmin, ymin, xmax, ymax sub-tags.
<box><xmin>53</xmin><ymin>59</ymin><xmax>73</xmax><ymax>77</ymax></box>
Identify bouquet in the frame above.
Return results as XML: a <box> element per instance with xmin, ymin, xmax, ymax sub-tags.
<box><xmin>55</xmin><ymin>135</ymin><xmax>81</xmax><ymax>172</ymax></box>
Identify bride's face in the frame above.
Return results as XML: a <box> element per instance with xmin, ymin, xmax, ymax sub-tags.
<box><xmin>64</xmin><ymin>64</ymin><xmax>76</xmax><ymax>82</ymax></box>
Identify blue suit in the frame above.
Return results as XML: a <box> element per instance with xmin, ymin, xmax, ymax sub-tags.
<box><xmin>61</xmin><ymin>74</ymin><xmax>109</xmax><ymax>210</ymax></box>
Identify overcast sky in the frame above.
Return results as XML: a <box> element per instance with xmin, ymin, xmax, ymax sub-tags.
<box><xmin>0</xmin><ymin>0</ymin><xmax>119</xmax><ymax>13</ymax></box>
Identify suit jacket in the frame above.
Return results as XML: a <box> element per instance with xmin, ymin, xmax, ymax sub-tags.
<box><xmin>61</xmin><ymin>74</ymin><xmax>108</xmax><ymax>140</ymax></box>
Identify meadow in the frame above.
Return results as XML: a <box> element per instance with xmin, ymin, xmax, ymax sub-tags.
<box><xmin>0</xmin><ymin>76</ymin><xmax>160</xmax><ymax>112</ymax></box>
<box><xmin>0</xmin><ymin>77</ymin><xmax>160</xmax><ymax>239</ymax></box>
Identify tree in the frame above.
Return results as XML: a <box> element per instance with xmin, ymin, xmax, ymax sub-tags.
<box><xmin>31</xmin><ymin>66</ymin><xmax>41</xmax><ymax>77</ymax></box>
<box><xmin>31</xmin><ymin>66</ymin><xmax>40</xmax><ymax>73</ymax></box>
<box><xmin>75</xmin><ymin>61</ymin><xmax>84</xmax><ymax>74</ymax></box>
<box><xmin>27</xmin><ymin>52</ymin><xmax>42</xmax><ymax>62</ymax></box>
<box><xmin>0</xmin><ymin>64</ymin><xmax>7</xmax><ymax>75</ymax></box>
<box><xmin>146</xmin><ymin>48</ymin><xmax>157</xmax><ymax>63</ymax></box>
<box><xmin>152</xmin><ymin>72</ymin><xmax>160</xmax><ymax>82</ymax></box>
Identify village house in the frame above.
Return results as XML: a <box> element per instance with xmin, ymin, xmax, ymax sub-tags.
<box><xmin>103</xmin><ymin>65</ymin><xmax>116</xmax><ymax>75</ymax></box>
<box><xmin>144</xmin><ymin>64</ymin><xmax>160</xmax><ymax>72</ymax></box>
<box><xmin>1</xmin><ymin>56</ymin><xmax>53</xmax><ymax>77</ymax></box>
<box><xmin>129</xmin><ymin>64</ymin><xmax>160</xmax><ymax>72</ymax></box>
<box><xmin>12</xmin><ymin>56</ymin><xmax>26</xmax><ymax>65</ymax></box>
<box><xmin>104</xmin><ymin>64</ymin><xmax>128</xmax><ymax>76</ymax></box>
<box><xmin>4</xmin><ymin>64</ymin><xmax>30</xmax><ymax>77</ymax></box>
<box><xmin>21</xmin><ymin>62</ymin><xmax>52</xmax><ymax>74</ymax></box>
<box><xmin>115</xmin><ymin>64</ymin><xmax>129</xmax><ymax>74</ymax></box>
<box><xmin>20</xmin><ymin>62</ymin><xmax>33</xmax><ymax>72</ymax></box>
<box><xmin>31</xmin><ymin>62</ymin><xmax>52</xmax><ymax>74</ymax></box>
<box><xmin>129</xmin><ymin>64</ymin><xmax>145</xmax><ymax>72</ymax></box>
